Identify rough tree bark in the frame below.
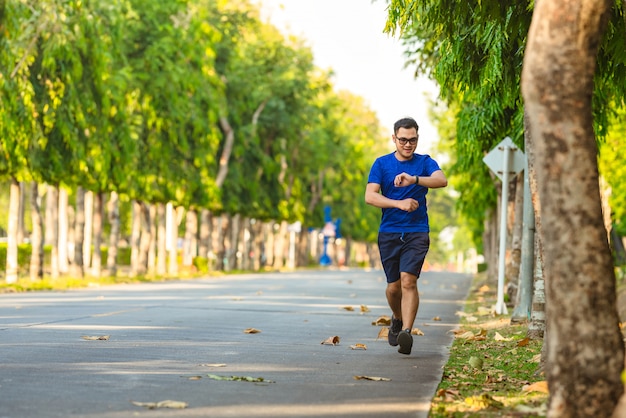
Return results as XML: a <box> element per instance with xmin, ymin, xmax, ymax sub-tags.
<box><xmin>29</xmin><ymin>182</ymin><xmax>44</xmax><ymax>280</ymax></box>
<box><xmin>5</xmin><ymin>178</ymin><xmax>20</xmax><ymax>283</ymax></box>
<box><xmin>91</xmin><ymin>192</ymin><xmax>103</xmax><ymax>277</ymax></box>
<box><xmin>106</xmin><ymin>191</ymin><xmax>120</xmax><ymax>277</ymax></box>
<box><xmin>73</xmin><ymin>187</ymin><xmax>85</xmax><ymax>277</ymax></box>
<box><xmin>522</xmin><ymin>0</ymin><xmax>624</xmax><ymax>415</ymax></box>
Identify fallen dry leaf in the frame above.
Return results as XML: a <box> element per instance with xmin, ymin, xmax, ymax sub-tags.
<box><xmin>360</xmin><ymin>305</ymin><xmax>370</xmax><ymax>313</ymax></box>
<box><xmin>432</xmin><ymin>316</ymin><xmax>441</xmax><ymax>321</ymax></box>
<box><xmin>454</xmin><ymin>329</ymin><xmax>486</xmax><ymax>341</ymax></box>
<box><xmin>81</xmin><ymin>335</ymin><xmax>110</xmax><ymax>341</ymax></box>
<box><xmin>244</xmin><ymin>328</ymin><xmax>261</xmax><ymax>334</ymax></box>
<box><xmin>377</xmin><ymin>327</ymin><xmax>389</xmax><ymax>339</ymax></box>
<box><xmin>350</xmin><ymin>343</ymin><xmax>367</xmax><ymax>350</ymax></box>
<box><xmin>437</xmin><ymin>388</ymin><xmax>460</xmax><ymax>402</ymax></box>
<box><xmin>353</xmin><ymin>375</ymin><xmax>391</xmax><ymax>381</ymax></box>
<box><xmin>131</xmin><ymin>400</ymin><xmax>188</xmax><ymax>409</ymax></box>
<box><xmin>321</xmin><ymin>335</ymin><xmax>341</xmax><ymax>345</ymax></box>
<box><xmin>476</xmin><ymin>306</ymin><xmax>493</xmax><ymax>316</ymax></box>
<box><xmin>341</xmin><ymin>306</ymin><xmax>354</xmax><ymax>311</ymax></box>
<box><xmin>523</xmin><ymin>381</ymin><xmax>549</xmax><ymax>393</ymax></box>
<box><xmin>517</xmin><ymin>337</ymin><xmax>530</xmax><ymax>347</ymax></box>
<box><xmin>186</xmin><ymin>376</ymin><xmax>203</xmax><ymax>380</ymax></box>
<box><xmin>372</xmin><ymin>315</ymin><xmax>391</xmax><ymax>326</ymax></box>
<box><xmin>494</xmin><ymin>332</ymin><xmax>513</xmax><ymax>341</ymax></box>
<box><xmin>411</xmin><ymin>328</ymin><xmax>424</xmax><ymax>336</ymax></box>
<box><xmin>206</xmin><ymin>374</ymin><xmax>274</xmax><ymax>383</ymax></box>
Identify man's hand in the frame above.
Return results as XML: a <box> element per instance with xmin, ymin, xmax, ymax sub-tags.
<box><xmin>397</xmin><ymin>198</ymin><xmax>419</xmax><ymax>212</ymax></box>
<box><xmin>394</xmin><ymin>172</ymin><xmax>416</xmax><ymax>187</ymax></box>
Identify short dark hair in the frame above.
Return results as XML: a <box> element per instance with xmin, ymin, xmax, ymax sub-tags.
<box><xmin>393</xmin><ymin>117</ymin><xmax>419</xmax><ymax>134</ymax></box>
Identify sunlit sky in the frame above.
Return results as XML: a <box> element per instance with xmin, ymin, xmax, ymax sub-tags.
<box><xmin>254</xmin><ymin>0</ymin><xmax>440</xmax><ymax>153</ymax></box>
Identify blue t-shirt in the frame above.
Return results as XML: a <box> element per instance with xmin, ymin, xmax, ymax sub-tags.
<box><xmin>367</xmin><ymin>152</ymin><xmax>441</xmax><ymax>233</ymax></box>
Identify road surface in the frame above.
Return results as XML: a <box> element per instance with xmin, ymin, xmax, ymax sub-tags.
<box><xmin>0</xmin><ymin>268</ymin><xmax>472</xmax><ymax>418</ymax></box>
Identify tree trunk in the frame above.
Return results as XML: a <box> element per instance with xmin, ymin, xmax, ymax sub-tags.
<box><xmin>106</xmin><ymin>191</ymin><xmax>120</xmax><ymax>276</ymax></box>
<box><xmin>130</xmin><ymin>200</ymin><xmax>141</xmax><ymax>276</ymax></box>
<box><xmin>272</xmin><ymin>220</ymin><xmax>288</xmax><ymax>270</ymax></box>
<box><xmin>507</xmin><ymin>175</ymin><xmax>524</xmax><ymax>296</ymax></box>
<box><xmin>522</xmin><ymin>0</ymin><xmax>624</xmax><ymax>415</ymax></box>
<box><xmin>91</xmin><ymin>192</ymin><xmax>103</xmax><ymax>277</ymax></box>
<box><xmin>264</xmin><ymin>221</ymin><xmax>275</xmax><ymax>269</ymax></box>
<box><xmin>183</xmin><ymin>209</ymin><xmax>197</xmax><ymax>267</ymax></box>
<box><xmin>156</xmin><ymin>203</ymin><xmax>167</xmax><ymax>276</ymax></box>
<box><xmin>29</xmin><ymin>182</ymin><xmax>44</xmax><ymax>280</ymax></box>
<box><xmin>528</xmin><ymin>236</ymin><xmax>545</xmax><ymax>340</ymax></box>
<box><xmin>216</xmin><ymin>116</ymin><xmax>234</xmax><ymax>188</ymax></box>
<box><xmin>5</xmin><ymin>178</ymin><xmax>20</xmax><ymax>283</ymax></box>
<box><xmin>228</xmin><ymin>214</ymin><xmax>240</xmax><ymax>270</ymax></box>
<box><xmin>48</xmin><ymin>185</ymin><xmax>60</xmax><ymax>279</ymax></box>
<box><xmin>137</xmin><ymin>202</ymin><xmax>151</xmax><ymax>275</ymax></box>
<box><xmin>482</xmin><ymin>209</ymin><xmax>498</xmax><ymax>284</ymax></box>
<box><xmin>73</xmin><ymin>187</ymin><xmax>85</xmax><ymax>277</ymax></box>
<box><xmin>58</xmin><ymin>187</ymin><xmax>69</xmax><ymax>274</ymax></box>
<box><xmin>147</xmin><ymin>204</ymin><xmax>157</xmax><ymax>275</ymax></box>
<box><xmin>17</xmin><ymin>181</ymin><xmax>25</xmax><ymax>244</ymax></box>
<box><xmin>198</xmin><ymin>209</ymin><xmax>210</xmax><ymax>260</ymax></box>
<box><xmin>251</xmin><ymin>219</ymin><xmax>263</xmax><ymax>270</ymax></box>
<box><xmin>166</xmin><ymin>203</ymin><xmax>181</xmax><ymax>276</ymax></box>
<box><xmin>83</xmin><ymin>190</ymin><xmax>93</xmax><ymax>270</ymax></box>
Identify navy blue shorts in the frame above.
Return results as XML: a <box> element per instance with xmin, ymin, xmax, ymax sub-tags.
<box><xmin>378</xmin><ymin>232</ymin><xmax>430</xmax><ymax>283</ymax></box>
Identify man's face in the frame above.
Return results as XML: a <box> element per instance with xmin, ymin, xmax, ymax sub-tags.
<box><xmin>393</xmin><ymin>127</ymin><xmax>418</xmax><ymax>160</ymax></box>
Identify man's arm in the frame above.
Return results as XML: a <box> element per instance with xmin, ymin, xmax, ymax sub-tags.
<box><xmin>395</xmin><ymin>170</ymin><xmax>448</xmax><ymax>189</ymax></box>
<box><xmin>365</xmin><ymin>183</ymin><xmax>418</xmax><ymax>212</ymax></box>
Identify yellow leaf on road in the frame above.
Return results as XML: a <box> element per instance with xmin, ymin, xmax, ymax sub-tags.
<box><xmin>371</xmin><ymin>315</ymin><xmax>391</xmax><ymax>326</ymax></box>
<box><xmin>360</xmin><ymin>305</ymin><xmax>370</xmax><ymax>313</ymax></box>
<box><xmin>377</xmin><ymin>327</ymin><xmax>389</xmax><ymax>339</ymax></box>
<box><xmin>342</xmin><ymin>306</ymin><xmax>354</xmax><ymax>311</ymax></box>
<box><xmin>131</xmin><ymin>400</ymin><xmax>188</xmax><ymax>409</ymax></box>
<box><xmin>244</xmin><ymin>328</ymin><xmax>261</xmax><ymax>334</ymax></box>
<box><xmin>321</xmin><ymin>335</ymin><xmax>340</xmax><ymax>345</ymax></box>
<box><xmin>350</xmin><ymin>343</ymin><xmax>367</xmax><ymax>350</ymax></box>
<box><xmin>411</xmin><ymin>328</ymin><xmax>424</xmax><ymax>336</ymax></box>
<box><xmin>354</xmin><ymin>375</ymin><xmax>391</xmax><ymax>381</ymax></box>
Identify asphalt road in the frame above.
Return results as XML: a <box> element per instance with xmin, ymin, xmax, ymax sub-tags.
<box><xmin>0</xmin><ymin>268</ymin><xmax>472</xmax><ymax>418</ymax></box>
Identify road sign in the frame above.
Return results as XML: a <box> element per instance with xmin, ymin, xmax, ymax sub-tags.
<box><xmin>483</xmin><ymin>137</ymin><xmax>526</xmax><ymax>315</ymax></box>
<box><xmin>483</xmin><ymin>136</ymin><xmax>525</xmax><ymax>182</ymax></box>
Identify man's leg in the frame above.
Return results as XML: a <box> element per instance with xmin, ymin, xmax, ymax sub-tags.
<box><xmin>386</xmin><ymin>280</ymin><xmax>403</xmax><ymax>346</ymax></box>
<box><xmin>397</xmin><ymin>272</ymin><xmax>418</xmax><ymax>355</ymax></box>
<box><xmin>386</xmin><ymin>280</ymin><xmax>402</xmax><ymax>320</ymax></box>
<box><xmin>400</xmin><ymin>271</ymin><xmax>419</xmax><ymax>330</ymax></box>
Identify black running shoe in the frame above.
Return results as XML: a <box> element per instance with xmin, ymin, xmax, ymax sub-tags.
<box><xmin>388</xmin><ymin>316</ymin><xmax>403</xmax><ymax>346</ymax></box>
<box><xmin>398</xmin><ymin>329</ymin><xmax>413</xmax><ymax>355</ymax></box>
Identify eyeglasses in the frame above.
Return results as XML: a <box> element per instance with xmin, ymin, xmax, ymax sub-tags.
<box><xmin>396</xmin><ymin>137</ymin><xmax>418</xmax><ymax>146</ymax></box>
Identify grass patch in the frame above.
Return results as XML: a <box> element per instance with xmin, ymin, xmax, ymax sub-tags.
<box><xmin>430</xmin><ymin>274</ymin><xmax>548</xmax><ymax>417</ymax></box>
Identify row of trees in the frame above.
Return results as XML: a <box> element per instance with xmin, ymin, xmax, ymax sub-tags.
<box><xmin>385</xmin><ymin>0</ymin><xmax>626</xmax><ymax>416</ymax></box>
<box><xmin>0</xmin><ymin>0</ymin><xmax>460</xmax><ymax>281</ymax></box>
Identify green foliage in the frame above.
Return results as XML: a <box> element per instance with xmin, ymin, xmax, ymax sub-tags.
<box><xmin>193</xmin><ymin>256</ymin><xmax>209</xmax><ymax>274</ymax></box>
<box><xmin>1</xmin><ymin>0</ymin><xmax>390</xmax><ymax>258</ymax></box>
<box><xmin>0</xmin><ymin>243</ymin><xmax>32</xmax><ymax>272</ymax></box>
<box><xmin>599</xmin><ymin>104</ymin><xmax>626</xmax><ymax>236</ymax></box>
<box><xmin>385</xmin><ymin>0</ymin><xmax>626</xmax><ymax>246</ymax></box>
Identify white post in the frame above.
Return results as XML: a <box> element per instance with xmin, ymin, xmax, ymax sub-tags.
<box><xmin>495</xmin><ymin>145</ymin><xmax>511</xmax><ymax>314</ymax></box>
